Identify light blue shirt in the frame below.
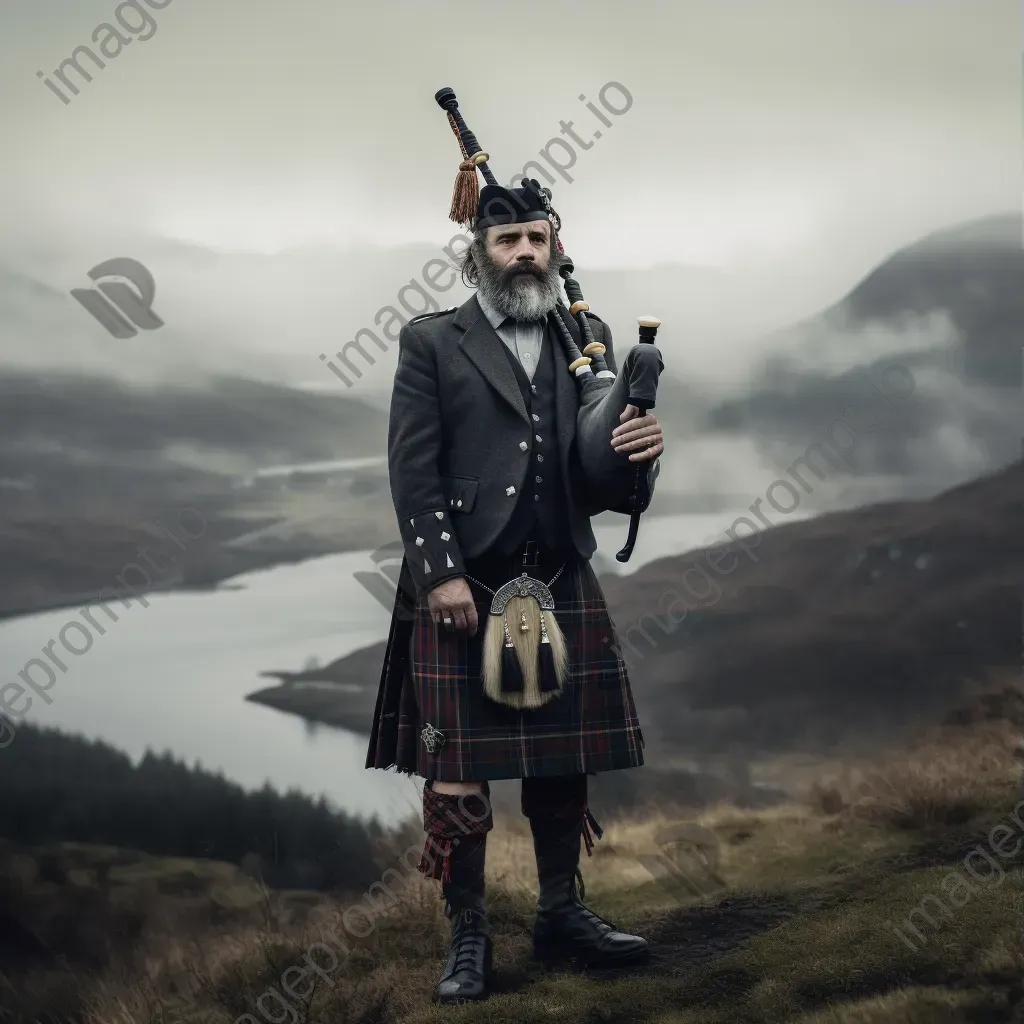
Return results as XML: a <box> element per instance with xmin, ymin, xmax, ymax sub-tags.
<box><xmin>476</xmin><ymin>291</ymin><xmax>545</xmax><ymax>382</ymax></box>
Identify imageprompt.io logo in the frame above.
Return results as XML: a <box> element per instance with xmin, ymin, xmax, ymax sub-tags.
<box><xmin>636</xmin><ymin>823</ymin><xmax>724</xmax><ymax>906</ymax></box>
<box><xmin>356</xmin><ymin>540</ymin><xmax>415</xmax><ymax>620</ymax></box>
<box><xmin>70</xmin><ymin>257</ymin><xmax>164</xmax><ymax>338</ymax></box>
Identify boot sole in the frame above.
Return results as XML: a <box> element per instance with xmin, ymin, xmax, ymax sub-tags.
<box><xmin>532</xmin><ymin>942</ymin><xmax>650</xmax><ymax>970</ymax></box>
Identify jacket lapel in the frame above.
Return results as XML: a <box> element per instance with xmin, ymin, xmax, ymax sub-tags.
<box><xmin>454</xmin><ymin>295</ymin><xmax>530</xmax><ymax>425</ymax></box>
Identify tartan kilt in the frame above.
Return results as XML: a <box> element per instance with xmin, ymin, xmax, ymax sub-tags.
<box><xmin>364</xmin><ymin>547</ymin><xmax>645</xmax><ymax>781</ymax></box>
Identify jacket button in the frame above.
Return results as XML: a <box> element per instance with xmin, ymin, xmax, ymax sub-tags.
<box><xmin>536</xmin><ymin>454</ymin><xmax>544</xmax><ymax>463</ymax></box>
<box><xmin>534</xmin><ymin>494</ymin><xmax>541</xmax><ymax>501</ymax></box>
<box><xmin>531</xmin><ymin>384</ymin><xmax>537</xmax><ymax>393</ymax></box>
<box><xmin>532</xmin><ymin>413</ymin><xmax>540</xmax><ymax>422</ymax></box>
<box><xmin>535</xmin><ymin>475</ymin><xmax>543</xmax><ymax>483</ymax></box>
<box><xmin>535</xmin><ymin>434</ymin><xmax>542</xmax><ymax>442</ymax></box>
<box><xmin>519</xmin><ymin>441</ymin><xmax>528</xmax><ymax>451</ymax></box>
<box><xmin>506</xmin><ymin>486</ymin><xmax>516</xmax><ymax>496</ymax></box>
<box><xmin>456</xmin><ymin>499</ymin><xmax>463</xmax><ymax>507</ymax></box>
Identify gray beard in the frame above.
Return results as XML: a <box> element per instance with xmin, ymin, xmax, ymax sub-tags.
<box><xmin>474</xmin><ymin>245</ymin><xmax>564</xmax><ymax>322</ymax></box>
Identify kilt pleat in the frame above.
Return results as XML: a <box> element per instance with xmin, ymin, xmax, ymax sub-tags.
<box><xmin>367</xmin><ymin>551</ymin><xmax>645</xmax><ymax>782</ymax></box>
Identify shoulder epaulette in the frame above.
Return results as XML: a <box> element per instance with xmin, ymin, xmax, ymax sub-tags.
<box><xmin>409</xmin><ymin>307</ymin><xmax>458</xmax><ymax>325</ymax></box>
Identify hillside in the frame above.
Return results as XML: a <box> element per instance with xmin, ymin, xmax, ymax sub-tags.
<box><xmin>705</xmin><ymin>212</ymin><xmax>1020</xmax><ymax>495</ymax></box>
<box><xmin>601</xmin><ymin>460</ymin><xmax>1022</xmax><ymax>761</ymax></box>
<box><xmin>0</xmin><ymin>372</ymin><xmax>393</xmax><ymax>619</ymax></box>
<box><xmin>0</xmin><ymin>706</ymin><xmax>1019</xmax><ymax>1023</ymax></box>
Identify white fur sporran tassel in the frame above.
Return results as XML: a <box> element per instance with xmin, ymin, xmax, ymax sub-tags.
<box><xmin>481</xmin><ymin>595</ymin><xmax>567</xmax><ymax>709</ymax></box>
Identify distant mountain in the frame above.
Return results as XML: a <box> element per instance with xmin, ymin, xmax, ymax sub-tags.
<box><xmin>600</xmin><ymin>459</ymin><xmax>1022</xmax><ymax>760</ymax></box>
<box><xmin>0</xmin><ymin>371</ymin><xmax>387</xmax><ymax>469</ymax></box>
<box><xmin>702</xmin><ymin>213</ymin><xmax>1020</xmax><ymax>499</ymax></box>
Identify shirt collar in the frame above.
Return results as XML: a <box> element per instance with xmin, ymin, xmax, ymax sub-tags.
<box><xmin>475</xmin><ymin>289</ymin><xmax>507</xmax><ymax>331</ymax></box>
<box><xmin>475</xmin><ymin>290</ymin><xmax>548</xmax><ymax>331</ymax></box>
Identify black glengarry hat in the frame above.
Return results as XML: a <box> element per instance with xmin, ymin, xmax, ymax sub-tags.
<box><xmin>476</xmin><ymin>180</ymin><xmax>551</xmax><ymax>229</ymax></box>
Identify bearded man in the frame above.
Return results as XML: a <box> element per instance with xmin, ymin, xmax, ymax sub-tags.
<box><xmin>365</xmin><ymin>137</ymin><xmax>664</xmax><ymax>1002</ymax></box>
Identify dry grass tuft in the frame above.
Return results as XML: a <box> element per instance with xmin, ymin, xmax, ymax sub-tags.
<box><xmin>805</xmin><ymin>722</ymin><xmax>1018</xmax><ymax>830</ymax></box>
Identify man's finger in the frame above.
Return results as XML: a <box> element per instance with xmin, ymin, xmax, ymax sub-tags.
<box><xmin>613</xmin><ymin>428</ymin><xmax>661</xmax><ymax>450</ymax></box>
<box><xmin>629</xmin><ymin>440</ymin><xmax>664</xmax><ymax>462</ymax></box>
<box><xmin>613</xmin><ymin>427</ymin><xmax>656</xmax><ymax>445</ymax></box>
<box><xmin>466</xmin><ymin>604</ymin><xmax>479</xmax><ymax>636</ymax></box>
<box><xmin>452</xmin><ymin>607</ymin><xmax>468</xmax><ymax>632</ymax></box>
<box><xmin>612</xmin><ymin>414</ymin><xmax>655</xmax><ymax>437</ymax></box>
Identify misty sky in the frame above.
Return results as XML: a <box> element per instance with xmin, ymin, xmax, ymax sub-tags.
<box><xmin>0</xmin><ymin>0</ymin><xmax>1017</xmax><ymax>289</ymax></box>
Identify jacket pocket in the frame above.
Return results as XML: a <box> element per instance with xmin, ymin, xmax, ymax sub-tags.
<box><xmin>441</xmin><ymin>475</ymin><xmax>479</xmax><ymax>513</ymax></box>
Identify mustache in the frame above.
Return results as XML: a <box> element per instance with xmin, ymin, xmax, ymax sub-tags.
<box><xmin>502</xmin><ymin>261</ymin><xmax>545</xmax><ymax>282</ymax></box>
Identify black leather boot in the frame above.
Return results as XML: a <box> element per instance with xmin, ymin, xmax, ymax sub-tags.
<box><xmin>524</xmin><ymin>776</ymin><xmax>649</xmax><ymax>969</ymax></box>
<box><xmin>434</xmin><ymin>833</ymin><xmax>492</xmax><ymax>1003</ymax></box>
<box><xmin>418</xmin><ymin>781</ymin><xmax>495</xmax><ymax>1005</ymax></box>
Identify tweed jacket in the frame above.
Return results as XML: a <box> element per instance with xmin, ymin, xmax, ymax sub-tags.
<box><xmin>388</xmin><ymin>293</ymin><xmax>659</xmax><ymax>598</ymax></box>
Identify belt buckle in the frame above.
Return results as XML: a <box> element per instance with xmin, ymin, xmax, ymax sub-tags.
<box><xmin>521</xmin><ymin>539</ymin><xmax>540</xmax><ymax>569</ymax></box>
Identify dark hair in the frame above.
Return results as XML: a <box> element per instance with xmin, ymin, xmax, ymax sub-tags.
<box><xmin>458</xmin><ymin>220</ymin><xmax>561</xmax><ymax>288</ymax></box>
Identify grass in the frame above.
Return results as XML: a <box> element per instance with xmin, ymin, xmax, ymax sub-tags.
<box><xmin>0</xmin><ymin>717</ymin><xmax>1021</xmax><ymax>1024</ymax></box>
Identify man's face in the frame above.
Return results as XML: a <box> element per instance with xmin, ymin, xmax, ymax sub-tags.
<box><xmin>474</xmin><ymin>217</ymin><xmax>561</xmax><ymax>321</ymax></box>
<box><xmin>484</xmin><ymin>220</ymin><xmax>552</xmax><ymax>274</ymax></box>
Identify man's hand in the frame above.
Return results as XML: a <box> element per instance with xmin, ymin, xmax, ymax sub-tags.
<box><xmin>611</xmin><ymin>404</ymin><xmax>664</xmax><ymax>462</ymax></box>
<box><xmin>428</xmin><ymin>576</ymin><xmax>479</xmax><ymax>635</ymax></box>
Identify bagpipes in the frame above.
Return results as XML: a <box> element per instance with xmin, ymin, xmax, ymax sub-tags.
<box><xmin>435</xmin><ymin>86</ymin><xmax>664</xmax><ymax>563</ymax></box>
<box><xmin>434</xmin><ymin>86</ymin><xmax>664</xmax><ymax>709</ymax></box>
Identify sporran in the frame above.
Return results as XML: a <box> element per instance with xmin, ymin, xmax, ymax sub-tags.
<box><xmin>467</xmin><ymin>566</ymin><xmax>568</xmax><ymax>710</ymax></box>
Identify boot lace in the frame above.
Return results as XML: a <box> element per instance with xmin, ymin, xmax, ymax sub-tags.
<box><xmin>447</xmin><ymin>907</ymin><xmax>487</xmax><ymax>977</ymax></box>
<box><xmin>571</xmin><ymin>868</ymin><xmax>615</xmax><ymax>933</ymax></box>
